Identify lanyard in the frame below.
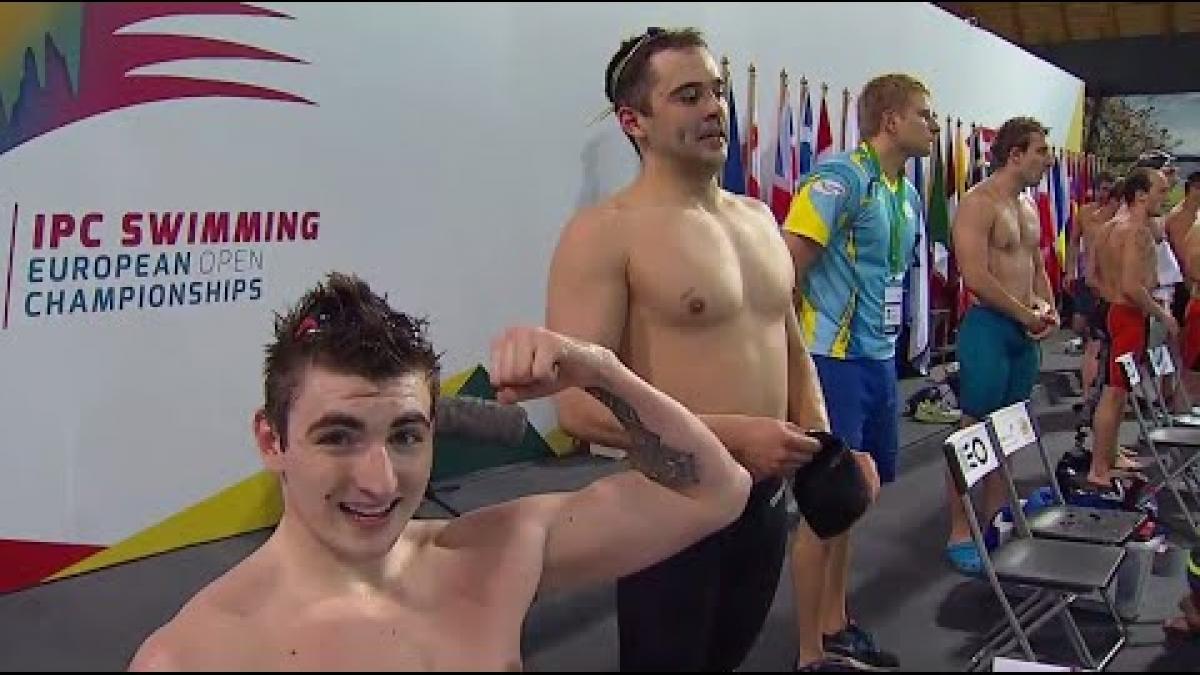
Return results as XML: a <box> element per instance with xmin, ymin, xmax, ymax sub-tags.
<box><xmin>862</xmin><ymin>143</ymin><xmax>908</xmax><ymax>277</ymax></box>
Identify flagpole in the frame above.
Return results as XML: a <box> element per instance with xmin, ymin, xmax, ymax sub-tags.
<box><xmin>799</xmin><ymin>76</ymin><xmax>809</xmax><ymax>134</ymax></box>
<box><xmin>798</xmin><ymin>76</ymin><xmax>810</xmax><ymax>179</ymax></box>
<box><xmin>720</xmin><ymin>56</ymin><xmax>731</xmax><ymax>96</ymax></box>
<box><xmin>780</xmin><ymin>67</ymin><xmax>788</xmax><ymax>106</ymax></box>
<box><xmin>720</xmin><ymin>56</ymin><xmax>731</xmax><ymax>189</ymax></box>
<box><xmin>748</xmin><ymin>63</ymin><xmax>758</xmax><ymax>123</ymax></box>
<box><xmin>822</xmin><ymin>82</ymin><xmax>829</xmax><ymax>157</ymax></box>
<box><xmin>840</xmin><ymin>87</ymin><xmax>849</xmax><ymax>152</ymax></box>
<box><xmin>747</xmin><ymin>63</ymin><xmax>758</xmax><ymax>200</ymax></box>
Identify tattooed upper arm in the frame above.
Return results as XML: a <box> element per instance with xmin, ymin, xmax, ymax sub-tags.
<box><xmin>584</xmin><ymin>387</ymin><xmax>700</xmax><ymax>488</ymax></box>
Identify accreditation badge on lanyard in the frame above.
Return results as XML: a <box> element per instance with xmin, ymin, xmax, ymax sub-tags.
<box><xmin>864</xmin><ymin>143</ymin><xmax>909</xmax><ymax>337</ymax></box>
<box><xmin>884</xmin><ymin>278</ymin><xmax>904</xmax><ymax>336</ymax></box>
<box><xmin>882</xmin><ymin>187</ymin><xmax>908</xmax><ymax>337</ymax></box>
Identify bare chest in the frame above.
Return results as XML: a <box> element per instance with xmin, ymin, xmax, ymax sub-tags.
<box><xmin>990</xmin><ymin>199</ymin><xmax>1041</xmax><ymax>252</ymax></box>
<box><xmin>251</xmin><ymin>603</ymin><xmax>525</xmax><ymax>671</ymax></box>
<box><xmin>627</xmin><ymin>207</ymin><xmax>795</xmax><ymax>326</ymax></box>
<box><xmin>207</xmin><ymin>544</ymin><xmax>540</xmax><ymax>671</ymax></box>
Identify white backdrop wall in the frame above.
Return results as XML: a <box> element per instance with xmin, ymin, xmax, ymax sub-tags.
<box><xmin>0</xmin><ymin>2</ymin><xmax>1080</xmax><ymax>574</ymax></box>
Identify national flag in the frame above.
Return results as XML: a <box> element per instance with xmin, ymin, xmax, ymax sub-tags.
<box><xmin>720</xmin><ymin>61</ymin><xmax>745</xmax><ymax>195</ymax></box>
<box><xmin>843</xmin><ymin>89</ymin><xmax>859</xmax><ymax>151</ymax></box>
<box><xmin>927</xmin><ymin>125</ymin><xmax>957</xmax><ymax>342</ymax></box>
<box><xmin>744</xmin><ymin>65</ymin><xmax>762</xmax><ymax>201</ymax></box>
<box><xmin>815</xmin><ymin>86</ymin><xmax>834</xmax><ymax>163</ymax></box>
<box><xmin>1051</xmin><ymin>152</ymin><xmax>1070</xmax><ymax>271</ymax></box>
<box><xmin>769</xmin><ymin>72</ymin><xmax>797</xmax><ymax>223</ymax></box>
<box><xmin>905</xmin><ymin>155</ymin><xmax>930</xmax><ymax>374</ymax></box>
<box><xmin>954</xmin><ymin>120</ymin><xmax>969</xmax><ymax>200</ymax></box>
<box><xmin>945</xmin><ymin>118</ymin><xmax>958</xmax><ymax>223</ymax></box>
<box><xmin>928</xmin><ymin>130</ymin><xmax>950</xmax><ymax>268</ymax></box>
<box><xmin>797</xmin><ymin>82</ymin><xmax>814</xmax><ymax>179</ymax></box>
<box><xmin>1035</xmin><ymin>172</ymin><xmax>1062</xmax><ymax>294</ymax></box>
<box><xmin>970</xmin><ymin>125</ymin><xmax>996</xmax><ymax>186</ymax></box>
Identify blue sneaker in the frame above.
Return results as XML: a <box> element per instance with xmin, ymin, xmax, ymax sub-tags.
<box><xmin>823</xmin><ymin>622</ymin><xmax>900</xmax><ymax>670</ymax></box>
<box><xmin>945</xmin><ymin>540</ymin><xmax>984</xmax><ymax>577</ymax></box>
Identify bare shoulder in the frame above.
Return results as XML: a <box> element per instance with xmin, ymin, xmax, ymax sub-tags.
<box><xmin>1129</xmin><ymin>222</ymin><xmax>1155</xmax><ymax>247</ymax></box>
<box><xmin>958</xmin><ymin>184</ymin><xmax>997</xmax><ymax>222</ymax></box>
<box><xmin>129</xmin><ymin>548</ymin><xmax>278</xmax><ymax>671</ymax></box>
<box><xmin>961</xmin><ymin>183</ymin><xmax>992</xmax><ymax>209</ymax></box>
<box><xmin>127</xmin><ymin>591</ymin><xmax>238</xmax><ymax>671</ymax></box>
<box><xmin>732</xmin><ymin>192</ymin><xmax>775</xmax><ymax>221</ymax></box>
<box><xmin>128</xmin><ymin>625</ymin><xmax>184</xmax><ymax>672</ymax></box>
<box><xmin>550</xmin><ymin>199</ymin><xmax>631</xmax><ymax>277</ymax></box>
<box><xmin>559</xmin><ymin>194</ymin><xmax>629</xmax><ymax>246</ymax></box>
<box><xmin>1109</xmin><ymin>219</ymin><xmax>1145</xmax><ymax>249</ymax></box>
<box><xmin>733</xmin><ymin>193</ymin><xmax>785</xmax><ymax>233</ymax></box>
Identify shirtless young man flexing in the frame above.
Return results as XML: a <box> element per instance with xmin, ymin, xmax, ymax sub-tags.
<box><xmin>546</xmin><ymin>27</ymin><xmax>848</xmax><ymax>671</ymax></box>
<box><xmin>944</xmin><ymin>117</ymin><xmax>1058</xmax><ymax>575</ymax></box>
<box><xmin>129</xmin><ymin>273</ymin><xmax>752</xmax><ymax>671</ymax></box>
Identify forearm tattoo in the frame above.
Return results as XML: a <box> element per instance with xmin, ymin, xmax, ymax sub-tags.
<box><xmin>585</xmin><ymin>387</ymin><xmax>700</xmax><ymax>487</ymax></box>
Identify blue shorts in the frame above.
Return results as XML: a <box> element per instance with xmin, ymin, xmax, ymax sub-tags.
<box><xmin>957</xmin><ymin>305</ymin><xmax>1040</xmax><ymax>419</ymax></box>
<box><xmin>811</xmin><ymin>355</ymin><xmax>900</xmax><ymax>483</ymax></box>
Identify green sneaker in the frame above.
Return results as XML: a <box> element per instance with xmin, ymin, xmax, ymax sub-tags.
<box><xmin>915</xmin><ymin>399</ymin><xmax>961</xmax><ymax>424</ymax></box>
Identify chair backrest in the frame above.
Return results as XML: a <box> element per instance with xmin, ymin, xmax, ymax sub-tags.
<box><xmin>986</xmin><ymin>400</ymin><xmax>1067</xmax><ymax>506</ymax></box>
<box><xmin>944</xmin><ymin>421</ymin><xmax>1032</xmax><ymax>561</ymax></box>
<box><xmin>1114</xmin><ymin>349</ymin><xmax>1177</xmax><ymax>460</ymax></box>
<box><xmin>1115</xmin><ymin>351</ymin><xmax>1142</xmax><ymax>388</ymax></box>
<box><xmin>944</xmin><ymin>421</ymin><xmax>1002</xmax><ymax>496</ymax></box>
<box><xmin>989</xmin><ymin>401</ymin><xmax>1038</xmax><ymax>458</ymax></box>
<box><xmin>1148</xmin><ymin>343</ymin><xmax>1176</xmax><ymax>378</ymax></box>
<box><xmin>1144</xmin><ymin>342</ymin><xmax>1197</xmax><ymax>423</ymax></box>
<box><xmin>1116</xmin><ymin>349</ymin><xmax>1163</xmax><ymax>425</ymax></box>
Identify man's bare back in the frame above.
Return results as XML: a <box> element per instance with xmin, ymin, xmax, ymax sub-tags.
<box><xmin>1096</xmin><ymin>215</ymin><xmax>1156</xmax><ymax>306</ymax></box>
<box><xmin>1081</xmin><ymin>204</ymin><xmax>1120</xmax><ymax>289</ymax></box>
<box><xmin>1184</xmin><ymin>220</ymin><xmax>1200</xmax><ymax>291</ymax></box>
<box><xmin>133</xmin><ymin>512</ymin><xmax>542</xmax><ymax>671</ymax></box>
<box><xmin>551</xmin><ymin>185</ymin><xmax>795</xmax><ymax>421</ymax></box>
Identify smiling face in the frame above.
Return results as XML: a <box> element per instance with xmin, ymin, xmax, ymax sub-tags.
<box><xmin>256</xmin><ymin>272</ymin><xmax>442</xmax><ymax>564</ymax></box>
<box><xmin>256</xmin><ymin>365</ymin><xmax>433</xmax><ymax>562</ymax></box>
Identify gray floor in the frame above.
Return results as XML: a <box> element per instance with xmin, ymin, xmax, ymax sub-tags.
<box><xmin>4</xmin><ymin>336</ymin><xmax>1200</xmax><ymax>671</ymax></box>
